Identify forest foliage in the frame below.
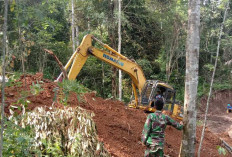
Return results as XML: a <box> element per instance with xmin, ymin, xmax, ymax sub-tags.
<box><xmin>0</xmin><ymin>0</ymin><xmax>232</xmax><ymax>156</ymax></box>
<box><xmin>0</xmin><ymin>0</ymin><xmax>231</xmax><ymax>102</ymax></box>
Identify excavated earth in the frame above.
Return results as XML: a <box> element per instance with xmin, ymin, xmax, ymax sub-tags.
<box><xmin>2</xmin><ymin>73</ymin><xmax>231</xmax><ymax>157</ymax></box>
<box><xmin>199</xmin><ymin>90</ymin><xmax>232</xmax><ymax>147</ymax></box>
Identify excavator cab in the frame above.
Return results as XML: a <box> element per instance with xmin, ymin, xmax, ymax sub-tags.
<box><xmin>137</xmin><ymin>80</ymin><xmax>183</xmax><ymax>119</ymax></box>
<box><xmin>138</xmin><ymin>80</ymin><xmax>175</xmax><ymax>111</ymax></box>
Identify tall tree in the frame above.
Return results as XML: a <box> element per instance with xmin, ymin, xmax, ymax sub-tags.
<box><xmin>108</xmin><ymin>0</ymin><xmax>118</xmax><ymax>99</ymax></box>
<box><xmin>118</xmin><ymin>0</ymin><xmax>122</xmax><ymax>101</ymax></box>
<box><xmin>180</xmin><ymin>0</ymin><xmax>200</xmax><ymax>156</ymax></box>
<box><xmin>197</xmin><ymin>1</ymin><xmax>230</xmax><ymax>156</ymax></box>
<box><xmin>1</xmin><ymin>0</ymin><xmax>8</xmax><ymax>155</ymax></box>
<box><xmin>71</xmin><ymin>0</ymin><xmax>75</xmax><ymax>52</ymax></box>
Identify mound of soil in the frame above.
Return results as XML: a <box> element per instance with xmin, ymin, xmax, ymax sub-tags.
<box><xmin>82</xmin><ymin>93</ymin><xmax>229</xmax><ymax>157</ymax></box>
<box><xmin>2</xmin><ymin>73</ymin><xmax>231</xmax><ymax>156</ymax></box>
<box><xmin>4</xmin><ymin>73</ymin><xmax>61</xmax><ymax>115</ymax></box>
<box><xmin>199</xmin><ymin>90</ymin><xmax>232</xmax><ymax>146</ymax></box>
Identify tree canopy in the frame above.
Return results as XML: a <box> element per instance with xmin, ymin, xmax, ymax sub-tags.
<box><xmin>0</xmin><ymin>0</ymin><xmax>231</xmax><ymax>102</ymax></box>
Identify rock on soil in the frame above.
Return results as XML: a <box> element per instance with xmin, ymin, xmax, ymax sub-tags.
<box><xmin>2</xmin><ymin>73</ymin><xmax>231</xmax><ymax>157</ymax></box>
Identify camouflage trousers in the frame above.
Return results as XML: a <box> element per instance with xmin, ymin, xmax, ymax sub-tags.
<box><xmin>144</xmin><ymin>147</ymin><xmax>164</xmax><ymax>157</ymax></box>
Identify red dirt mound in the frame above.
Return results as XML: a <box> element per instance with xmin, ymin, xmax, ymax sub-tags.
<box><xmin>4</xmin><ymin>73</ymin><xmax>63</xmax><ymax>115</ymax></box>
<box><xmin>82</xmin><ymin>93</ymin><xmax>230</xmax><ymax>157</ymax></box>
<box><xmin>2</xmin><ymin>74</ymin><xmax>231</xmax><ymax>157</ymax></box>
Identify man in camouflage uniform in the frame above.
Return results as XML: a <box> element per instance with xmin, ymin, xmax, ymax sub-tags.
<box><xmin>141</xmin><ymin>100</ymin><xmax>183</xmax><ymax>157</ymax></box>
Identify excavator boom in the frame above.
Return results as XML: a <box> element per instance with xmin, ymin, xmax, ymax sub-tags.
<box><xmin>60</xmin><ymin>34</ymin><xmax>146</xmax><ymax>106</ymax></box>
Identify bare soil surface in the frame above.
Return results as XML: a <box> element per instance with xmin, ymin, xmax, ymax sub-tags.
<box><xmin>2</xmin><ymin>73</ymin><xmax>231</xmax><ymax>157</ymax></box>
<box><xmin>199</xmin><ymin>90</ymin><xmax>232</xmax><ymax>146</ymax></box>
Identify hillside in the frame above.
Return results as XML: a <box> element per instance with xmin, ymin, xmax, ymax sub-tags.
<box><xmin>3</xmin><ymin>73</ymin><xmax>231</xmax><ymax>157</ymax></box>
<box><xmin>199</xmin><ymin>90</ymin><xmax>232</xmax><ymax>147</ymax></box>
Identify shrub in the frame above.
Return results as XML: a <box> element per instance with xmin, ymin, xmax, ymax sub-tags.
<box><xmin>21</xmin><ymin>106</ymin><xmax>110</xmax><ymax>156</ymax></box>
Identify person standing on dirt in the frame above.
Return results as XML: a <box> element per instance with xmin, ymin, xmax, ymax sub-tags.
<box><xmin>227</xmin><ymin>104</ymin><xmax>232</xmax><ymax>113</ymax></box>
<box><xmin>141</xmin><ymin>100</ymin><xmax>183</xmax><ymax>157</ymax></box>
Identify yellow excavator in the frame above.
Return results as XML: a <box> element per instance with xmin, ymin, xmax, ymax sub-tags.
<box><xmin>57</xmin><ymin>34</ymin><xmax>183</xmax><ymax>120</ymax></box>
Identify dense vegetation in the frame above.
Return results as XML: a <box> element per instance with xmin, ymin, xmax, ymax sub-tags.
<box><xmin>0</xmin><ymin>0</ymin><xmax>232</xmax><ymax>102</ymax></box>
<box><xmin>1</xmin><ymin>0</ymin><xmax>232</xmax><ymax>156</ymax></box>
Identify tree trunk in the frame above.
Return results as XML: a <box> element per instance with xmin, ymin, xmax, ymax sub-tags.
<box><xmin>71</xmin><ymin>0</ymin><xmax>75</xmax><ymax>53</ymax></box>
<box><xmin>166</xmin><ymin>22</ymin><xmax>180</xmax><ymax>82</ymax></box>
<box><xmin>108</xmin><ymin>0</ymin><xmax>118</xmax><ymax>99</ymax></box>
<box><xmin>197</xmin><ymin>1</ymin><xmax>230</xmax><ymax>157</ymax></box>
<box><xmin>87</xmin><ymin>17</ymin><xmax>90</xmax><ymax>31</ymax></box>
<box><xmin>112</xmin><ymin>67</ymin><xmax>117</xmax><ymax>99</ymax></box>
<box><xmin>179</xmin><ymin>0</ymin><xmax>200</xmax><ymax>156</ymax></box>
<box><xmin>1</xmin><ymin>0</ymin><xmax>8</xmax><ymax>155</ymax></box>
<box><xmin>102</xmin><ymin>62</ymin><xmax>105</xmax><ymax>98</ymax></box>
<box><xmin>118</xmin><ymin>0</ymin><xmax>122</xmax><ymax>101</ymax></box>
<box><xmin>75</xmin><ymin>26</ymin><xmax>79</xmax><ymax>46</ymax></box>
<box><xmin>38</xmin><ymin>47</ymin><xmax>42</xmax><ymax>72</ymax></box>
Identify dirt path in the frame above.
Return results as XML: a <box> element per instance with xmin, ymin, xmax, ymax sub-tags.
<box><xmin>2</xmin><ymin>74</ymin><xmax>231</xmax><ymax>157</ymax></box>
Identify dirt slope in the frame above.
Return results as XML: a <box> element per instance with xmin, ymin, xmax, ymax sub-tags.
<box><xmin>199</xmin><ymin>90</ymin><xmax>232</xmax><ymax>146</ymax></box>
<box><xmin>81</xmin><ymin>93</ymin><xmax>229</xmax><ymax>157</ymax></box>
<box><xmin>3</xmin><ymin>74</ymin><xmax>231</xmax><ymax>157</ymax></box>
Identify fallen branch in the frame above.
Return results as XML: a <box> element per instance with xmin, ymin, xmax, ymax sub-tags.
<box><xmin>83</xmin><ymin>95</ymin><xmax>94</xmax><ymax>109</ymax></box>
<box><xmin>122</xmin><ymin>137</ymin><xmax>129</xmax><ymax>142</ymax></box>
<box><xmin>127</xmin><ymin>123</ymin><xmax>131</xmax><ymax>135</ymax></box>
<box><xmin>220</xmin><ymin>138</ymin><xmax>232</xmax><ymax>154</ymax></box>
<box><xmin>44</xmin><ymin>49</ymin><xmax>68</xmax><ymax>80</ymax></box>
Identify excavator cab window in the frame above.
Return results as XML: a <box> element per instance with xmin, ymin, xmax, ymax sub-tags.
<box><xmin>163</xmin><ymin>89</ymin><xmax>175</xmax><ymax>111</ymax></box>
<box><xmin>157</xmin><ymin>87</ymin><xmax>165</xmax><ymax>97</ymax></box>
<box><xmin>164</xmin><ymin>90</ymin><xmax>175</xmax><ymax>103</ymax></box>
<box><xmin>150</xmin><ymin>85</ymin><xmax>176</xmax><ymax>110</ymax></box>
<box><xmin>141</xmin><ymin>82</ymin><xmax>154</xmax><ymax>105</ymax></box>
<box><xmin>152</xmin><ymin>86</ymin><xmax>166</xmax><ymax>101</ymax></box>
<box><xmin>140</xmin><ymin>81</ymin><xmax>176</xmax><ymax>107</ymax></box>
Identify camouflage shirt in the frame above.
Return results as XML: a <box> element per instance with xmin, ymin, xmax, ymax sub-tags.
<box><xmin>141</xmin><ymin>111</ymin><xmax>183</xmax><ymax>150</ymax></box>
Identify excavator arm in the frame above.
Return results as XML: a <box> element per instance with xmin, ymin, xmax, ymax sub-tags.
<box><xmin>60</xmin><ymin>34</ymin><xmax>146</xmax><ymax>107</ymax></box>
<box><xmin>57</xmin><ymin>34</ymin><xmax>183</xmax><ymax>120</ymax></box>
